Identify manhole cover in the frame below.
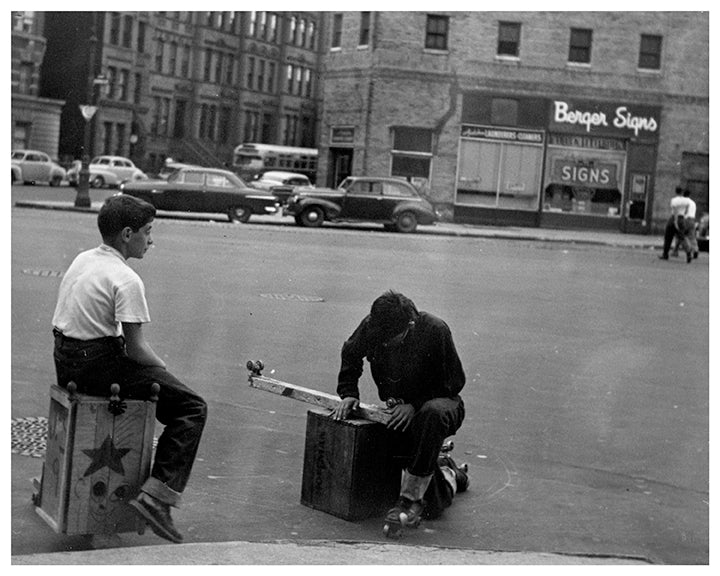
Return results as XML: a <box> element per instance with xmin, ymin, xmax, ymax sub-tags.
<box><xmin>259</xmin><ymin>293</ymin><xmax>324</xmax><ymax>302</ymax></box>
<box><xmin>22</xmin><ymin>269</ymin><xmax>63</xmax><ymax>277</ymax></box>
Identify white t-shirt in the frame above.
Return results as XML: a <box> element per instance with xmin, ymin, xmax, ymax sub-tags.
<box><xmin>686</xmin><ymin>198</ymin><xmax>697</xmax><ymax>219</ymax></box>
<box><xmin>52</xmin><ymin>244</ymin><xmax>151</xmax><ymax>340</ymax></box>
<box><xmin>670</xmin><ymin>195</ymin><xmax>691</xmax><ymax>217</ymax></box>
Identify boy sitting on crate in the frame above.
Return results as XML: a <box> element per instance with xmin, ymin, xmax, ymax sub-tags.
<box><xmin>52</xmin><ymin>195</ymin><xmax>207</xmax><ymax>543</ymax></box>
<box><xmin>330</xmin><ymin>290</ymin><xmax>468</xmax><ymax>532</ymax></box>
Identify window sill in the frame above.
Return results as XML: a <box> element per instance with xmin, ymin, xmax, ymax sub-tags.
<box><xmin>566</xmin><ymin>62</ymin><xmax>592</xmax><ymax>71</ymax></box>
<box><xmin>423</xmin><ymin>48</ymin><xmax>449</xmax><ymax>55</ymax></box>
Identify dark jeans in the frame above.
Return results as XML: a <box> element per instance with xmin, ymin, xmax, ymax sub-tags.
<box><xmin>53</xmin><ymin>331</ymin><xmax>207</xmax><ymax>499</ymax></box>
<box><xmin>663</xmin><ymin>215</ymin><xmax>690</xmax><ymax>257</ymax></box>
<box><xmin>388</xmin><ymin>395</ymin><xmax>465</xmax><ymax>517</ymax></box>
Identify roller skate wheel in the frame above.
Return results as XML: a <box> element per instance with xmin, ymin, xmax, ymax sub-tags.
<box><xmin>460</xmin><ymin>463</ymin><xmax>469</xmax><ymax>473</ymax></box>
<box><xmin>398</xmin><ymin>512</ymin><xmax>409</xmax><ymax>526</ymax></box>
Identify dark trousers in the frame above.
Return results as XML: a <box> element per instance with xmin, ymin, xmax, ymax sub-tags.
<box><xmin>53</xmin><ymin>331</ymin><xmax>207</xmax><ymax>497</ymax></box>
<box><xmin>388</xmin><ymin>396</ymin><xmax>465</xmax><ymax>517</ymax></box>
<box><xmin>663</xmin><ymin>215</ymin><xmax>690</xmax><ymax>257</ymax></box>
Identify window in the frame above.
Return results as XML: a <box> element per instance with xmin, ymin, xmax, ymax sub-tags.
<box><xmin>639</xmin><ymin>34</ymin><xmax>662</xmax><ymax>70</ymax></box>
<box><xmin>134</xmin><ymin>73</ymin><xmax>142</xmax><ymax>104</ymax></box>
<box><xmin>289</xmin><ymin>16</ymin><xmax>297</xmax><ymax>44</ymax></box>
<box><xmin>308</xmin><ymin>20</ymin><xmax>316</xmax><ymax>50</ymax></box>
<box><xmin>17</xmin><ymin>62</ymin><xmax>34</xmax><ymax>94</ymax></box>
<box><xmin>110</xmin><ymin>13</ymin><xmax>121</xmax><ymax>45</ymax></box>
<box><xmin>425</xmin><ymin>14</ymin><xmax>449</xmax><ymax>50</ymax></box>
<box><xmin>155</xmin><ymin>39</ymin><xmax>164</xmax><ymax>72</ymax></box>
<box><xmin>286</xmin><ymin>64</ymin><xmax>294</xmax><ymax>93</ymax></box>
<box><xmin>359</xmin><ymin>12</ymin><xmax>370</xmax><ymax>47</ymax></box>
<box><xmin>497</xmin><ymin>22</ymin><xmax>521</xmax><ymax>57</ymax></box>
<box><xmin>119</xmin><ymin>69</ymin><xmax>129</xmax><ymax>100</ymax></box>
<box><xmin>181</xmin><ymin>45</ymin><xmax>191</xmax><ymax>77</ymax></box>
<box><xmin>331</xmin><ymin>14</ymin><xmax>343</xmax><ymax>49</ymax></box>
<box><xmin>391</xmin><ymin>127</ymin><xmax>433</xmax><ymax>180</ymax></box>
<box><xmin>249</xmin><ymin>12</ymin><xmax>257</xmax><ymax>36</ymax></box>
<box><xmin>122</xmin><ymin>15</ymin><xmax>133</xmax><ymax>48</ymax></box>
<box><xmin>215</xmin><ymin>52</ymin><xmax>223</xmax><ymax>84</ymax></box>
<box><xmin>299</xmin><ymin>18</ymin><xmax>307</xmax><ymax>47</ymax></box>
<box><xmin>268</xmin><ymin>14</ymin><xmax>278</xmax><ymax>42</ymax></box>
<box><xmin>258</xmin><ymin>60</ymin><xmax>265</xmax><ymax>92</ymax></box>
<box><xmin>247</xmin><ymin>57</ymin><xmax>255</xmax><ymax>89</ymax></box>
<box><xmin>226</xmin><ymin>54</ymin><xmax>234</xmax><ymax>85</ymax></box>
<box><xmin>169</xmin><ymin>42</ymin><xmax>178</xmax><ymax>76</ymax></box>
<box><xmin>137</xmin><ymin>21</ymin><xmax>146</xmax><ymax>53</ymax></box>
<box><xmin>204</xmin><ymin>49</ymin><xmax>212</xmax><ymax>82</ymax></box>
<box><xmin>107</xmin><ymin>67</ymin><xmax>117</xmax><ymax>99</ymax></box>
<box><xmin>304</xmin><ymin>68</ymin><xmax>312</xmax><ymax>97</ymax></box>
<box><xmin>13</xmin><ymin>12</ymin><xmax>35</xmax><ymax>33</ymax></box>
<box><xmin>268</xmin><ymin>62</ymin><xmax>276</xmax><ymax>92</ymax></box>
<box><xmin>568</xmin><ymin>28</ymin><xmax>592</xmax><ymax>64</ymax></box>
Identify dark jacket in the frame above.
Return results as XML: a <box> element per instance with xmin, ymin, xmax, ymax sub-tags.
<box><xmin>337</xmin><ymin>311</ymin><xmax>465</xmax><ymax>411</ymax></box>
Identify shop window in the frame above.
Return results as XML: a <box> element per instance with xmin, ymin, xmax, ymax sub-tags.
<box><xmin>425</xmin><ymin>14</ymin><xmax>449</xmax><ymax>50</ymax></box>
<box><xmin>568</xmin><ymin>28</ymin><xmax>592</xmax><ymax>64</ymax></box>
<box><xmin>639</xmin><ymin>34</ymin><xmax>662</xmax><ymax>70</ymax></box>
<box><xmin>497</xmin><ymin>22</ymin><xmax>521</xmax><ymax>57</ymax></box>
<box><xmin>456</xmin><ymin>137</ymin><xmax>543</xmax><ymax>211</ymax></box>
<box><xmin>391</xmin><ymin>127</ymin><xmax>433</xmax><ymax>181</ymax></box>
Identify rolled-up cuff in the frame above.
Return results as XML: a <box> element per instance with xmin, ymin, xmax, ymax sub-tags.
<box><xmin>141</xmin><ymin>476</ymin><xmax>182</xmax><ymax>507</ymax></box>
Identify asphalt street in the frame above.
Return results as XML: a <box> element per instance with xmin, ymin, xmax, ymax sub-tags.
<box><xmin>9</xmin><ymin>185</ymin><xmax>710</xmax><ymax>565</ymax></box>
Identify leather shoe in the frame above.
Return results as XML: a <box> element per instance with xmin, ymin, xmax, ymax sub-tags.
<box><xmin>658</xmin><ymin>255</ymin><xmax>669</xmax><ymax>260</ymax></box>
<box><xmin>129</xmin><ymin>492</ymin><xmax>183</xmax><ymax>543</ymax></box>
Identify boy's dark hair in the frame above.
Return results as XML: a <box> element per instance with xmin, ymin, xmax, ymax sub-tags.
<box><xmin>675</xmin><ymin>186</ymin><xmax>685</xmax><ymax>195</ymax></box>
<box><xmin>368</xmin><ymin>290</ymin><xmax>419</xmax><ymax>337</ymax></box>
<box><xmin>97</xmin><ymin>195</ymin><xmax>156</xmax><ymax>240</ymax></box>
<box><xmin>683</xmin><ymin>189</ymin><xmax>692</xmax><ymax>198</ymax></box>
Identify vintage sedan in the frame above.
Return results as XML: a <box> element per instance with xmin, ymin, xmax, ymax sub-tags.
<box><xmin>283</xmin><ymin>176</ymin><xmax>438</xmax><ymax>233</ymax></box>
<box><xmin>11</xmin><ymin>149</ymin><xmax>66</xmax><ymax>186</ymax></box>
<box><xmin>67</xmin><ymin>155</ymin><xmax>147</xmax><ymax>188</ymax></box>
<box><xmin>249</xmin><ymin>170</ymin><xmax>313</xmax><ymax>204</ymax></box>
<box><xmin>120</xmin><ymin>166</ymin><xmax>280</xmax><ymax>223</ymax></box>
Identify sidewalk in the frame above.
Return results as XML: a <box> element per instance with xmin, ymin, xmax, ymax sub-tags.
<box><xmin>13</xmin><ymin>199</ymin><xmax>662</xmax><ymax>251</ymax></box>
<box><xmin>12</xmin><ymin>538</ymin><xmax>650</xmax><ymax>565</ymax></box>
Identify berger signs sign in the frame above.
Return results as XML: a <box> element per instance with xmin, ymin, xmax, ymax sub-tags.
<box><xmin>550</xmin><ymin>100</ymin><xmax>660</xmax><ymax>139</ymax></box>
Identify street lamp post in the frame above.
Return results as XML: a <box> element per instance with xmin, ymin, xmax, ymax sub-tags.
<box><xmin>74</xmin><ymin>27</ymin><xmax>98</xmax><ymax>208</ymax></box>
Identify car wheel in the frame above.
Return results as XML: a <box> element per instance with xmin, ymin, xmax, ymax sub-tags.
<box><xmin>299</xmin><ymin>206</ymin><xmax>325</xmax><ymax>227</ymax></box>
<box><xmin>228</xmin><ymin>206</ymin><xmax>251</xmax><ymax>223</ymax></box>
<box><xmin>50</xmin><ymin>175</ymin><xmax>63</xmax><ymax>187</ymax></box>
<box><xmin>90</xmin><ymin>175</ymin><xmax>105</xmax><ymax>188</ymax></box>
<box><xmin>395</xmin><ymin>211</ymin><xmax>418</xmax><ymax>233</ymax></box>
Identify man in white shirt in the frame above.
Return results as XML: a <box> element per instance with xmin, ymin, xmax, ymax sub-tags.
<box><xmin>672</xmin><ymin>189</ymin><xmax>699</xmax><ymax>259</ymax></box>
<box><xmin>52</xmin><ymin>195</ymin><xmax>207</xmax><ymax>543</ymax></box>
<box><xmin>659</xmin><ymin>187</ymin><xmax>692</xmax><ymax>263</ymax></box>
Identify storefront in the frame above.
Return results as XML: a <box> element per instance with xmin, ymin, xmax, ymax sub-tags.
<box><xmin>542</xmin><ymin>99</ymin><xmax>661</xmax><ymax>232</ymax></box>
<box><xmin>453</xmin><ymin>93</ymin><xmax>661</xmax><ymax>232</ymax></box>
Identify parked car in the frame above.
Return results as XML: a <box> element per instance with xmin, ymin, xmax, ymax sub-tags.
<box><xmin>283</xmin><ymin>176</ymin><xmax>439</xmax><ymax>233</ymax></box>
<box><xmin>67</xmin><ymin>155</ymin><xmax>147</xmax><ymax>188</ymax></box>
<box><xmin>120</xmin><ymin>166</ymin><xmax>280</xmax><ymax>223</ymax></box>
<box><xmin>11</xmin><ymin>150</ymin><xmax>66</xmax><ymax>186</ymax></box>
<box><xmin>697</xmin><ymin>213</ymin><xmax>709</xmax><ymax>252</ymax></box>
<box><xmin>249</xmin><ymin>170</ymin><xmax>313</xmax><ymax>204</ymax></box>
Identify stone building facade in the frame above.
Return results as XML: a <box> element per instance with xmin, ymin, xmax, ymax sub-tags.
<box><xmin>318</xmin><ymin>12</ymin><xmax>709</xmax><ymax>233</ymax></box>
<box><xmin>11</xmin><ymin>11</ymin><xmax>64</xmax><ymax>157</ymax></box>
<box><xmin>34</xmin><ymin>11</ymin><xmax>325</xmax><ymax>176</ymax></box>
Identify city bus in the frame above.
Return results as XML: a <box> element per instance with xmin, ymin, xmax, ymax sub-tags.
<box><xmin>232</xmin><ymin>143</ymin><xmax>318</xmax><ymax>183</ymax></box>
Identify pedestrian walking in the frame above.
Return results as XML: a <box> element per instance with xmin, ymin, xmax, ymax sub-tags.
<box><xmin>51</xmin><ymin>195</ymin><xmax>207</xmax><ymax>543</ymax></box>
<box><xmin>672</xmin><ymin>189</ymin><xmax>699</xmax><ymax>259</ymax></box>
<box><xmin>659</xmin><ymin>186</ymin><xmax>693</xmax><ymax>263</ymax></box>
<box><xmin>330</xmin><ymin>290</ymin><xmax>469</xmax><ymax>537</ymax></box>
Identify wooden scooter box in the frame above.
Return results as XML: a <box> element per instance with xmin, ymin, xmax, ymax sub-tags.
<box><xmin>34</xmin><ymin>384</ymin><xmax>156</xmax><ymax>536</ymax></box>
<box><xmin>301</xmin><ymin>409</ymin><xmax>401</xmax><ymax>521</ymax></box>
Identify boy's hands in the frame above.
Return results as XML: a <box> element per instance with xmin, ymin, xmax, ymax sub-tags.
<box><xmin>331</xmin><ymin>397</ymin><xmax>359</xmax><ymax>420</ymax></box>
<box><xmin>385</xmin><ymin>403</ymin><xmax>415</xmax><ymax>432</ymax></box>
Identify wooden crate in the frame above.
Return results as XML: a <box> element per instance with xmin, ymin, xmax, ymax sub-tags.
<box><xmin>301</xmin><ymin>409</ymin><xmax>401</xmax><ymax>521</ymax></box>
<box><xmin>34</xmin><ymin>384</ymin><xmax>156</xmax><ymax>536</ymax></box>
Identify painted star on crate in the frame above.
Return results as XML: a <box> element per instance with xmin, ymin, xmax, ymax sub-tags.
<box><xmin>82</xmin><ymin>435</ymin><xmax>131</xmax><ymax>477</ymax></box>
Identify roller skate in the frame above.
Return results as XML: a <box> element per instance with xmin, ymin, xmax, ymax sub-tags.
<box><xmin>382</xmin><ymin>496</ymin><xmax>424</xmax><ymax>539</ymax></box>
<box><xmin>438</xmin><ymin>453</ymin><xmax>470</xmax><ymax>493</ymax></box>
<box><xmin>382</xmin><ymin>469</ymin><xmax>433</xmax><ymax>539</ymax></box>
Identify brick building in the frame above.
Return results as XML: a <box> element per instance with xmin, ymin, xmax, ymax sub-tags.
<box><xmin>32</xmin><ymin>11</ymin><xmax>325</xmax><ymax>176</ymax></box>
<box><xmin>318</xmin><ymin>12</ymin><xmax>709</xmax><ymax>233</ymax></box>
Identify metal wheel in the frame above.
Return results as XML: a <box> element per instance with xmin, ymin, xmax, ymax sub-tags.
<box><xmin>228</xmin><ymin>206</ymin><xmax>251</xmax><ymax>223</ymax></box>
<box><xmin>90</xmin><ymin>175</ymin><xmax>105</xmax><ymax>188</ymax></box>
<box><xmin>299</xmin><ymin>206</ymin><xmax>325</xmax><ymax>227</ymax></box>
<box><xmin>395</xmin><ymin>211</ymin><xmax>418</xmax><ymax>233</ymax></box>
